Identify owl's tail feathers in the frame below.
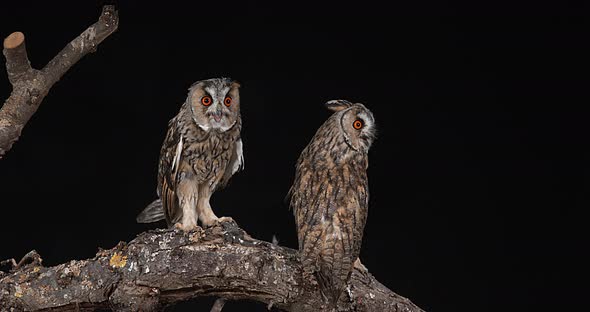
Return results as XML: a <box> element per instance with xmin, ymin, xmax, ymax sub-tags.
<box><xmin>316</xmin><ymin>262</ymin><xmax>346</xmax><ymax>309</ymax></box>
<box><xmin>136</xmin><ymin>199</ymin><xmax>165</xmax><ymax>223</ymax></box>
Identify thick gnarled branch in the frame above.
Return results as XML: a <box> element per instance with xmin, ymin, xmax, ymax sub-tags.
<box><xmin>0</xmin><ymin>222</ymin><xmax>424</xmax><ymax>312</ymax></box>
<box><xmin>0</xmin><ymin>5</ymin><xmax>119</xmax><ymax>158</ymax></box>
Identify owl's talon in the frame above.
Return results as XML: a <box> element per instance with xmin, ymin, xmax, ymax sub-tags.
<box><xmin>216</xmin><ymin>216</ymin><xmax>235</xmax><ymax>224</ymax></box>
<box><xmin>353</xmin><ymin>258</ymin><xmax>368</xmax><ymax>273</ymax></box>
<box><xmin>173</xmin><ymin>222</ymin><xmax>200</xmax><ymax>232</ymax></box>
<box><xmin>202</xmin><ymin>216</ymin><xmax>235</xmax><ymax>228</ymax></box>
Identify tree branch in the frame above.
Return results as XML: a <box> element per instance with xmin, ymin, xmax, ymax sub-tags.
<box><xmin>0</xmin><ymin>222</ymin><xmax>424</xmax><ymax>311</ymax></box>
<box><xmin>0</xmin><ymin>5</ymin><xmax>119</xmax><ymax>158</ymax></box>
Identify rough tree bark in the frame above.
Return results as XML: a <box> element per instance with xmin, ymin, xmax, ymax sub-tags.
<box><xmin>0</xmin><ymin>5</ymin><xmax>119</xmax><ymax>158</ymax></box>
<box><xmin>0</xmin><ymin>6</ymin><xmax>425</xmax><ymax>312</ymax></box>
<box><xmin>0</xmin><ymin>221</ymin><xmax>424</xmax><ymax>312</ymax></box>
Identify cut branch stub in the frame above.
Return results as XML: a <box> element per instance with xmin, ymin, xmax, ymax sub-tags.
<box><xmin>3</xmin><ymin>31</ymin><xmax>31</xmax><ymax>84</ymax></box>
<box><xmin>3</xmin><ymin>32</ymin><xmax>24</xmax><ymax>49</ymax></box>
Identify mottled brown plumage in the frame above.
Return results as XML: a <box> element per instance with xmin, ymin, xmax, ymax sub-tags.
<box><xmin>137</xmin><ymin>78</ymin><xmax>244</xmax><ymax>230</ymax></box>
<box><xmin>289</xmin><ymin>100</ymin><xmax>375</xmax><ymax>306</ymax></box>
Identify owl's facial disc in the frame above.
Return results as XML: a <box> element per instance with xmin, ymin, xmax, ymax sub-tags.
<box><xmin>339</xmin><ymin>104</ymin><xmax>375</xmax><ymax>152</ymax></box>
<box><xmin>189</xmin><ymin>78</ymin><xmax>240</xmax><ymax>132</ymax></box>
<box><xmin>200</xmin><ymin>85</ymin><xmax>232</xmax><ymax>129</ymax></box>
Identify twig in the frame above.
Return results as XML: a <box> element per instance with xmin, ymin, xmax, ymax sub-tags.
<box><xmin>210</xmin><ymin>298</ymin><xmax>227</xmax><ymax>312</ymax></box>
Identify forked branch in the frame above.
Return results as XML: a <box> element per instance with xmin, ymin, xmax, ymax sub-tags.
<box><xmin>0</xmin><ymin>5</ymin><xmax>119</xmax><ymax>158</ymax></box>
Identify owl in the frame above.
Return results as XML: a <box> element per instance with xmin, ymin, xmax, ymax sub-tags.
<box><xmin>136</xmin><ymin>77</ymin><xmax>244</xmax><ymax>231</ymax></box>
<box><xmin>288</xmin><ymin>99</ymin><xmax>376</xmax><ymax>306</ymax></box>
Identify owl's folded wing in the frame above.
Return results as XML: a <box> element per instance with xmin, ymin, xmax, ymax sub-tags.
<box><xmin>158</xmin><ymin>123</ymin><xmax>184</xmax><ymax>225</ymax></box>
<box><xmin>136</xmin><ymin>121</ymin><xmax>183</xmax><ymax>225</ymax></box>
<box><xmin>219</xmin><ymin>138</ymin><xmax>244</xmax><ymax>188</ymax></box>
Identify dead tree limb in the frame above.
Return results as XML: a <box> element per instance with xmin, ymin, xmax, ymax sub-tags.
<box><xmin>0</xmin><ymin>5</ymin><xmax>119</xmax><ymax>158</ymax></box>
<box><xmin>0</xmin><ymin>222</ymin><xmax>424</xmax><ymax>312</ymax></box>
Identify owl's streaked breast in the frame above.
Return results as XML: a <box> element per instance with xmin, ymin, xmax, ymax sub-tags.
<box><xmin>180</xmin><ymin>112</ymin><xmax>241</xmax><ymax>190</ymax></box>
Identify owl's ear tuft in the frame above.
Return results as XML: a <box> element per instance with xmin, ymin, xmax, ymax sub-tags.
<box><xmin>188</xmin><ymin>81</ymin><xmax>204</xmax><ymax>91</ymax></box>
<box><xmin>325</xmin><ymin>99</ymin><xmax>353</xmax><ymax>112</ymax></box>
<box><xmin>231</xmin><ymin>81</ymin><xmax>241</xmax><ymax>89</ymax></box>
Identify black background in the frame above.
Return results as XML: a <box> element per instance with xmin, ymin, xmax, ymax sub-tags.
<box><xmin>0</xmin><ymin>1</ymin><xmax>588</xmax><ymax>311</ymax></box>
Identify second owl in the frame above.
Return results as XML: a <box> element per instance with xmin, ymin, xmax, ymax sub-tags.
<box><xmin>137</xmin><ymin>78</ymin><xmax>244</xmax><ymax>231</ymax></box>
<box><xmin>289</xmin><ymin>100</ymin><xmax>376</xmax><ymax>306</ymax></box>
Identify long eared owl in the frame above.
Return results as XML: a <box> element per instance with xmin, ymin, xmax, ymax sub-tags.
<box><xmin>289</xmin><ymin>100</ymin><xmax>376</xmax><ymax>306</ymax></box>
<box><xmin>137</xmin><ymin>78</ymin><xmax>244</xmax><ymax>231</ymax></box>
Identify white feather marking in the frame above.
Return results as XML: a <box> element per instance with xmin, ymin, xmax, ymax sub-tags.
<box><xmin>358</xmin><ymin>111</ymin><xmax>375</xmax><ymax>129</ymax></box>
<box><xmin>197</xmin><ymin>122</ymin><xmax>210</xmax><ymax>131</ymax></box>
<box><xmin>231</xmin><ymin>139</ymin><xmax>244</xmax><ymax>175</ymax></box>
<box><xmin>331</xmin><ymin>223</ymin><xmax>342</xmax><ymax>239</ymax></box>
<box><xmin>204</xmin><ymin>86</ymin><xmax>218</xmax><ymax>99</ymax></box>
<box><xmin>218</xmin><ymin>119</ymin><xmax>237</xmax><ymax>132</ymax></box>
<box><xmin>172</xmin><ymin>134</ymin><xmax>183</xmax><ymax>171</ymax></box>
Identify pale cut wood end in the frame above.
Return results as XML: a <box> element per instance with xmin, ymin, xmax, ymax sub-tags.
<box><xmin>3</xmin><ymin>32</ymin><xmax>25</xmax><ymax>49</ymax></box>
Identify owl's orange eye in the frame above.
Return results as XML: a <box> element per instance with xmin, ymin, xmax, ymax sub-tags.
<box><xmin>224</xmin><ymin>96</ymin><xmax>232</xmax><ymax>107</ymax></box>
<box><xmin>201</xmin><ymin>96</ymin><xmax>212</xmax><ymax>106</ymax></box>
<box><xmin>353</xmin><ymin>119</ymin><xmax>363</xmax><ymax>130</ymax></box>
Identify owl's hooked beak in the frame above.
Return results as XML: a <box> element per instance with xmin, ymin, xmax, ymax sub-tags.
<box><xmin>211</xmin><ymin>110</ymin><xmax>223</xmax><ymax>122</ymax></box>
